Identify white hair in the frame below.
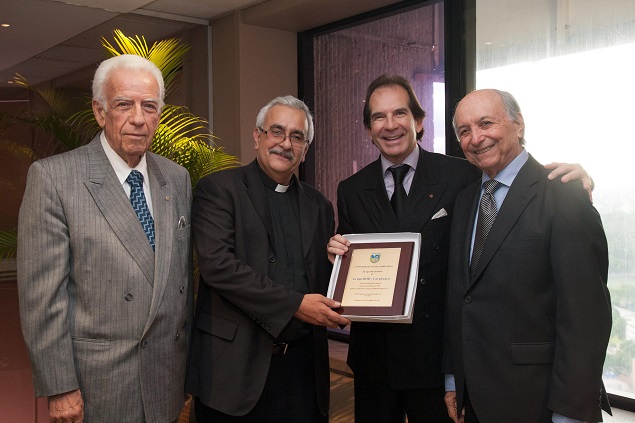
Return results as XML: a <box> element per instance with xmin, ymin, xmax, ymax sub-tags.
<box><xmin>255</xmin><ymin>95</ymin><xmax>314</xmax><ymax>144</ymax></box>
<box><xmin>92</xmin><ymin>54</ymin><xmax>165</xmax><ymax>111</ymax></box>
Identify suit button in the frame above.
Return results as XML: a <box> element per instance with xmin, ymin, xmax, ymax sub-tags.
<box><xmin>141</xmin><ymin>340</ymin><xmax>148</xmax><ymax>348</ymax></box>
<box><xmin>464</xmin><ymin>296</ymin><xmax>472</xmax><ymax>304</ymax></box>
<box><xmin>179</xmin><ymin>286</ymin><xmax>185</xmax><ymax>293</ymax></box>
<box><xmin>124</xmin><ymin>292</ymin><xmax>133</xmax><ymax>301</ymax></box>
<box><xmin>419</xmin><ymin>278</ymin><xmax>427</xmax><ymax>285</ymax></box>
<box><xmin>268</xmin><ymin>255</ymin><xmax>276</xmax><ymax>263</ymax></box>
<box><xmin>175</xmin><ymin>333</ymin><xmax>180</xmax><ymax>341</ymax></box>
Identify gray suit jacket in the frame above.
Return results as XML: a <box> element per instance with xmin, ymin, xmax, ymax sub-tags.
<box><xmin>17</xmin><ymin>136</ymin><xmax>193</xmax><ymax>423</ymax></box>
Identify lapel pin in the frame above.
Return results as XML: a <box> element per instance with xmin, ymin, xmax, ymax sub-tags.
<box><xmin>165</xmin><ymin>195</ymin><xmax>170</xmax><ymax>201</ymax></box>
<box><xmin>429</xmin><ymin>194</ymin><xmax>434</xmax><ymax>198</ymax></box>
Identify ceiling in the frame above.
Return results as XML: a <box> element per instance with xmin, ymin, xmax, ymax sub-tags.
<box><xmin>0</xmin><ymin>0</ymin><xmax>400</xmax><ymax>92</ymax></box>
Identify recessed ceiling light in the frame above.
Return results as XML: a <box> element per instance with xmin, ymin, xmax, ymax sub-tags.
<box><xmin>1</xmin><ymin>24</ymin><xmax>10</xmax><ymax>28</ymax></box>
<box><xmin>484</xmin><ymin>41</ymin><xmax>492</xmax><ymax>45</ymax></box>
<box><xmin>7</xmin><ymin>80</ymin><xmax>14</xmax><ymax>84</ymax></box>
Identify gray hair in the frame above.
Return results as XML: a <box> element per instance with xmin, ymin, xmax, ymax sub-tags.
<box><xmin>255</xmin><ymin>95</ymin><xmax>314</xmax><ymax>144</ymax></box>
<box><xmin>92</xmin><ymin>54</ymin><xmax>165</xmax><ymax>111</ymax></box>
<box><xmin>453</xmin><ymin>89</ymin><xmax>525</xmax><ymax>146</ymax></box>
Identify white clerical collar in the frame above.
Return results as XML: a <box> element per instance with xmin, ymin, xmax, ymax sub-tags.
<box><xmin>275</xmin><ymin>184</ymin><xmax>290</xmax><ymax>193</ymax></box>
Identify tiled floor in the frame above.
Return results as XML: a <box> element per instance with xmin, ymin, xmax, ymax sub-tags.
<box><xmin>327</xmin><ymin>340</ymin><xmax>635</xmax><ymax>423</ymax></box>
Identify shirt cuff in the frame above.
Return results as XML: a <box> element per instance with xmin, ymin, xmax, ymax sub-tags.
<box><xmin>552</xmin><ymin>413</ymin><xmax>584</xmax><ymax>423</ymax></box>
<box><xmin>445</xmin><ymin>374</ymin><xmax>456</xmax><ymax>392</ymax></box>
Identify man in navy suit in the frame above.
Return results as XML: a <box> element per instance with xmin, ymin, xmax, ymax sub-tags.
<box><xmin>443</xmin><ymin>89</ymin><xmax>611</xmax><ymax>423</ymax></box>
<box><xmin>327</xmin><ymin>75</ymin><xmax>594</xmax><ymax>423</ymax></box>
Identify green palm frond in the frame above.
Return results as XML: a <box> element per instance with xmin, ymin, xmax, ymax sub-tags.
<box><xmin>185</xmin><ymin>140</ymin><xmax>240</xmax><ymax>187</ymax></box>
<box><xmin>13</xmin><ymin>73</ymin><xmax>77</xmax><ymax>116</ymax></box>
<box><xmin>0</xmin><ymin>229</ymin><xmax>17</xmax><ymax>260</ymax></box>
<box><xmin>101</xmin><ymin>29</ymin><xmax>189</xmax><ymax>93</ymax></box>
<box><xmin>68</xmin><ymin>107</ymin><xmax>101</xmax><ymax>141</ymax></box>
<box><xmin>102</xmin><ymin>30</ymin><xmax>150</xmax><ymax>57</ymax></box>
<box><xmin>15</xmin><ymin>113</ymin><xmax>85</xmax><ymax>151</ymax></box>
<box><xmin>0</xmin><ymin>139</ymin><xmax>39</xmax><ymax>163</ymax></box>
<box><xmin>151</xmin><ymin>105</ymin><xmax>240</xmax><ymax>186</ymax></box>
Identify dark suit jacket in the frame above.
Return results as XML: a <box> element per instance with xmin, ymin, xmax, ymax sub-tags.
<box><xmin>186</xmin><ymin>160</ymin><xmax>334</xmax><ymax>416</ymax></box>
<box><xmin>337</xmin><ymin>146</ymin><xmax>480</xmax><ymax>388</ymax></box>
<box><xmin>18</xmin><ymin>136</ymin><xmax>193</xmax><ymax>422</ymax></box>
<box><xmin>444</xmin><ymin>154</ymin><xmax>611</xmax><ymax>423</ymax></box>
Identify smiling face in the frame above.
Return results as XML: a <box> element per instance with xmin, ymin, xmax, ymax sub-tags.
<box><xmin>367</xmin><ymin>85</ymin><xmax>423</xmax><ymax>165</ymax></box>
<box><xmin>253</xmin><ymin>104</ymin><xmax>309</xmax><ymax>184</ymax></box>
<box><xmin>454</xmin><ymin>89</ymin><xmax>525</xmax><ymax>178</ymax></box>
<box><xmin>92</xmin><ymin>68</ymin><xmax>161</xmax><ymax>168</ymax></box>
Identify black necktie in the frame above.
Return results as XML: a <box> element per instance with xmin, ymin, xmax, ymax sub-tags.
<box><xmin>470</xmin><ymin>180</ymin><xmax>502</xmax><ymax>276</ymax></box>
<box><xmin>389</xmin><ymin>165</ymin><xmax>409</xmax><ymax>219</ymax></box>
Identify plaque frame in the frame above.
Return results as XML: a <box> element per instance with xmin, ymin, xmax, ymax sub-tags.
<box><xmin>327</xmin><ymin>232</ymin><xmax>421</xmax><ymax>323</ymax></box>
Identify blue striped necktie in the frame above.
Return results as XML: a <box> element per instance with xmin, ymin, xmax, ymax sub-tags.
<box><xmin>126</xmin><ymin>170</ymin><xmax>155</xmax><ymax>251</ymax></box>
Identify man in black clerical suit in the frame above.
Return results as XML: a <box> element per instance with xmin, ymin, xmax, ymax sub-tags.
<box><xmin>187</xmin><ymin>95</ymin><xmax>349</xmax><ymax>422</ymax></box>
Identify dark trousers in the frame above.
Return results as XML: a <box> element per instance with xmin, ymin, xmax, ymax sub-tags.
<box><xmin>463</xmin><ymin>386</ymin><xmax>480</xmax><ymax>423</ymax></box>
<box><xmin>195</xmin><ymin>335</ymin><xmax>326</xmax><ymax>423</ymax></box>
<box><xmin>354</xmin><ymin>378</ymin><xmax>452</xmax><ymax>423</ymax></box>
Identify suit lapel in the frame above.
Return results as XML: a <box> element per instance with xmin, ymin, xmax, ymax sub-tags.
<box><xmin>399</xmin><ymin>148</ymin><xmax>448</xmax><ymax>233</ymax></box>
<box><xmin>361</xmin><ymin>159</ymin><xmax>399</xmax><ymax>232</ymax></box>
<box><xmin>143</xmin><ymin>153</ymin><xmax>174</xmax><ymax>336</ymax></box>
<box><xmin>469</xmin><ymin>155</ymin><xmax>542</xmax><ymax>286</ymax></box>
<box><xmin>83</xmin><ymin>137</ymin><xmax>155</xmax><ymax>285</ymax></box>
<box><xmin>244</xmin><ymin>161</ymin><xmax>275</xmax><ymax>243</ymax></box>
<box><xmin>296</xmin><ymin>180</ymin><xmax>319</xmax><ymax>259</ymax></box>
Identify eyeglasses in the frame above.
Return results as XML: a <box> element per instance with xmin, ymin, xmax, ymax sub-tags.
<box><xmin>259</xmin><ymin>127</ymin><xmax>308</xmax><ymax>146</ymax></box>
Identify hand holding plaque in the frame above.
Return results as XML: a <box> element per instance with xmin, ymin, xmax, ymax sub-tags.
<box><xmin>327</xmin><ymin>233</ymin><xmax>421</xmax><ymax>323</ymax></box>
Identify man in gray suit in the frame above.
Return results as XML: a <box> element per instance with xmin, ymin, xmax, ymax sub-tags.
<box><xmin>17</xmin><ymin>54</ymin><xmax>192</xmax><ymax>423</ymax></box>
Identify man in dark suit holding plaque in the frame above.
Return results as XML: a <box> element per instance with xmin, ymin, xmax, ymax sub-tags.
<box><xmin>327</xmin><ymin>74</ymin><xmax>593</xmax><ymax>423</ymax></box>
<box><xmin>187</xmin><ymin>95</ymin><xmax>349</xmax><ymax>422</ymax></box>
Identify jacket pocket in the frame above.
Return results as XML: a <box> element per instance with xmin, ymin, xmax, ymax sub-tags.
<box><xmin>195</xmin><ymin>310</ymin><xmax>238</xmax><ymax>341</ymax></box>
<box><xmin>511</xmin><ymin>342</ymin><xmax>554</xmax><ymax>364</ymax></box>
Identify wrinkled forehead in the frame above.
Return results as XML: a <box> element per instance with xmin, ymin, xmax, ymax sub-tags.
<box><xmin>456</xmin><ymin>90</ymin><xmax>506</xmax><ymax>123</ymax></box>
<box><xmin>105</xmin><ymin>69</ymin><xmax>160</xmax><ymax>96</ymax></box>
<box><xmin>265</xmin><ymin>105</ymin><xmax>308</xmax><ymax>133</ymax></box>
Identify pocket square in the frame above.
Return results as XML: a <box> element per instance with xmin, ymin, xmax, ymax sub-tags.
<box><xmin>431</xmin><ymin>208</ymin><xmax>448</xmax><ymax>220</ymax></box>
<box><xmin>177</xmin><ymin>216</ymin><xmax>187</xmax><ymax>229</ymax></box>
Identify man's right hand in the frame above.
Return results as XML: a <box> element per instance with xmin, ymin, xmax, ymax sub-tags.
<box><xmin>294</xmin><ymin>294</ymin><xmax>350</xmax><ymax>328</ymax></box>
<box><xmin>327</xmin><ymin>234</ymin><xmax>351</xmax><ymax>264</ymax></box>
<box><xmin>49</xmin><ymin>388</ymin><xmax>84</xmax><ymax>423</ymax></box>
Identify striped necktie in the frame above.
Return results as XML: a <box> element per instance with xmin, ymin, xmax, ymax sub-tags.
<box><xmin>470</xmin><ymin>179</ymin><xmax>502</xmax><ymax>276</ymax></box>
<box><xmin>126</xmin><ymin>170</ymin><xmax>155</xmax><ymax>251</ymax></box>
